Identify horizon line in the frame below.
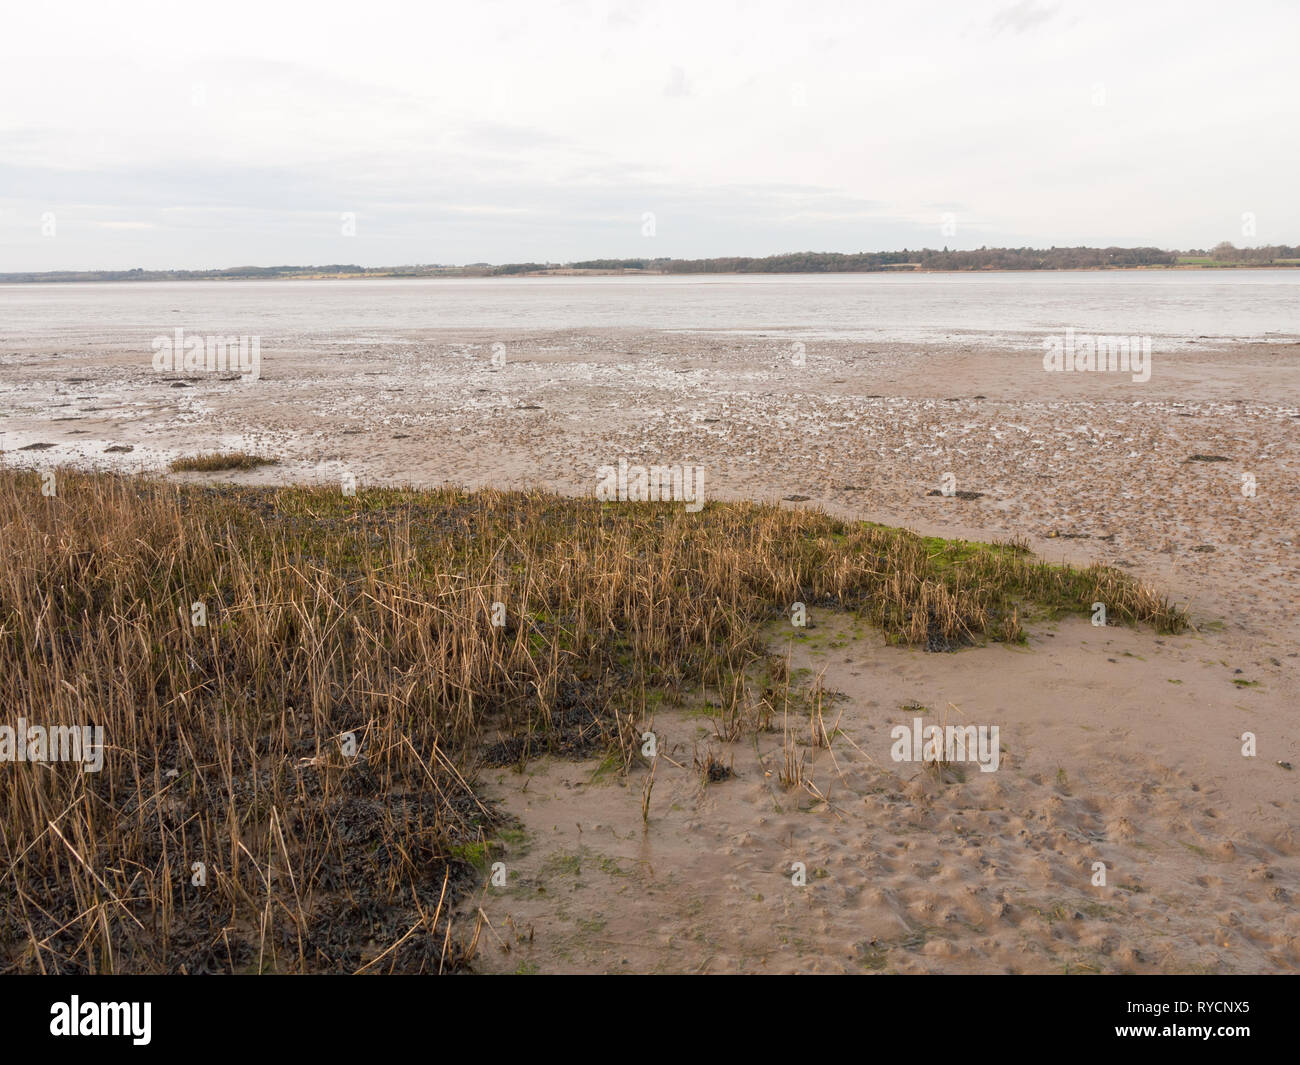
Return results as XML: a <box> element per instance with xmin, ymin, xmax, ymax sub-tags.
<box><xmin>3</xmin><ymin>242</ymin><xmax>1298</xmax><ymax>281</ymax></box>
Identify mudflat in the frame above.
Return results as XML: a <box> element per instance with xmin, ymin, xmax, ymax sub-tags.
<box><xmin>3</xmin><ymin>327</ymin><xmax>1297</xmax><ymax>973</ymax></box>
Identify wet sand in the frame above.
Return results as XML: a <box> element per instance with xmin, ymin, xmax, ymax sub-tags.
<box><xmin>3</xmin><ymin>328</ymin><xmax>1297</xmax><ymax>972</ymax></box>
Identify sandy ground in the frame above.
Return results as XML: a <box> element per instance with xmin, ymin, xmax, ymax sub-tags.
<box><xmin>470</xmin><ymin>616</ymin><xmax>1298</xmax><ymax>974</ymax></box>
<box><xmin>2</xmin><ymin>327</ymin><xmax>1297</xmax><ymax>973</ymax></box>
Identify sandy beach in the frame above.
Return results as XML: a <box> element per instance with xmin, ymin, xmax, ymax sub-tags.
<box><xmin>2</xmin><ymin>327</ymin><xmax>1296</xmax><ymax>973</ymax></box>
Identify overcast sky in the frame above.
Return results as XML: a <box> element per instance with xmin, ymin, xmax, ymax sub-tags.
<box><xmin>1</xmin><ymin>0</ymin><xmax>1296</xmax><ymax>271</ymax></box>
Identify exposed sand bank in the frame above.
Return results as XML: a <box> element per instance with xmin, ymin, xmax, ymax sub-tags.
<box><xmin>2</xmin><ymin>328</ymin><xmax>1296</xmax><ymax>972</ymax></box>
<box><xmin>470</xmin><ymin>615</ymin><xmax>1297</xmax><ymax>973</ymax></box>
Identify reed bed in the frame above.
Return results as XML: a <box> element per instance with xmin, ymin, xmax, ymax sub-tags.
<box><xmin>0</xmin><ymin>468</ymin><xmax>1185</xmax><ymax>973</ymax></box>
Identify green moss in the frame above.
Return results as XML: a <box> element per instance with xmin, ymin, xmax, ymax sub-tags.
<box><xmin>450</xmin><ymin>840</ymin><xmax>492</xmax><ymax>869</ymax></box>
<box><xmin>541</xmin><ymin>852</ymin><xmax>583</xmax><ymax>878</ymax></box>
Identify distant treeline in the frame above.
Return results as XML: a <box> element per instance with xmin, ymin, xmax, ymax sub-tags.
<box><xmin>4</xmin><ymin>244</ymin><xmax>1298</xmax><ymax>283</ymax></box>
<box><xmin>1184</xmin><ymin>242</ymin><xmax>1300</xmax><ymax>262</ymax></box>
<box><xmin>568</xmin><ymin>244</ymin><xmax>1299</xmax><ymax>273</ymax></box>
<box><xmin>689</xmin><ymin>246</ymin><xmax>1179</xmax><ymax>272</ymax></box>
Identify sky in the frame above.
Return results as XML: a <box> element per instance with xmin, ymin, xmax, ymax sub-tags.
<box><xmin>1</xmin><ymin>0</ymin><xmax>1297</xmax><ymax>271</ymax></box>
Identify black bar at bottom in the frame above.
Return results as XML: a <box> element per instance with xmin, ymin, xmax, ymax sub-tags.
<box><xmin>0</xmin><ymin>973</ymin><xmax>1287</xmax><ymax>1053</ymax></box>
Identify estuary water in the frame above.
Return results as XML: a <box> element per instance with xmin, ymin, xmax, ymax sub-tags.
<box><xmin>2</xmin><ymin>269</ymin><xmax>1298</xmax><ymax>347</ymax></box>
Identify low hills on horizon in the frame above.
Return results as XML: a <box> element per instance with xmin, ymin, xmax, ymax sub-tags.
<box><xmin>4</xmin><ymin>242</ymin><xmax>1298</xmax><ymax>283</ymax></box>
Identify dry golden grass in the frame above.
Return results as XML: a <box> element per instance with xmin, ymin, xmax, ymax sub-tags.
<box><xmin>0</xmin><ymin>468</ymin><xmax>1185</xmax><ymax>973</ymax></box>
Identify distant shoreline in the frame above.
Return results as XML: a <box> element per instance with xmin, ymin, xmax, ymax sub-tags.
<box><xmin>5</xmin><ymin>244</ymin><xmax>1298</xmax><ymax>284</ymax></box>
<box><xmin>4</xmin><ymin>262</ymin><xmax>1300</xmax><ymax>285</ymax></box>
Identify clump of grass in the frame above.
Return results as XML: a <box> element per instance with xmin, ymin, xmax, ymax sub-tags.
<box><xmin>0</xmin><ymin>468</ymin><xmax>1186</xmax><ymax>973</ymax></box>
<box><xmin>169</xmin><ymin>451</ymin><xmax>277</xmax><ymax>472</ymax></box>
<box><xmin>695</xmin><ymin>745</ymin><xmax>733</xmax><ymax>784</ymax></box>
<box><xmin>778</xmin><ymin>729</ymin><xmax>807</xmax><ymax>790</ymax></box>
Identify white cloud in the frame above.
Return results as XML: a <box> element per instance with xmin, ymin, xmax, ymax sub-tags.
<box><xmin>1</xmin><ymin>0</ymin><xmax>1296</xmax><ymax>269</ymax></box>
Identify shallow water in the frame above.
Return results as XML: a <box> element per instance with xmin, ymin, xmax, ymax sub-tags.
<box><xmin>2</xmin><ymin>269</ymin><xmax>1298</xmax><ymax>345</ymax></box>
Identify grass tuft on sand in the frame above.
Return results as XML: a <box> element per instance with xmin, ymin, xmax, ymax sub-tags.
<box><xmin>0</xmin><ymin>469</ymin><xmax>1185</xmax><ymax>973</ymax></box>
<box><xmin>169</xmin><ymin>451</ymin><xmax>277</xmax><ymax>472</ymax></box>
